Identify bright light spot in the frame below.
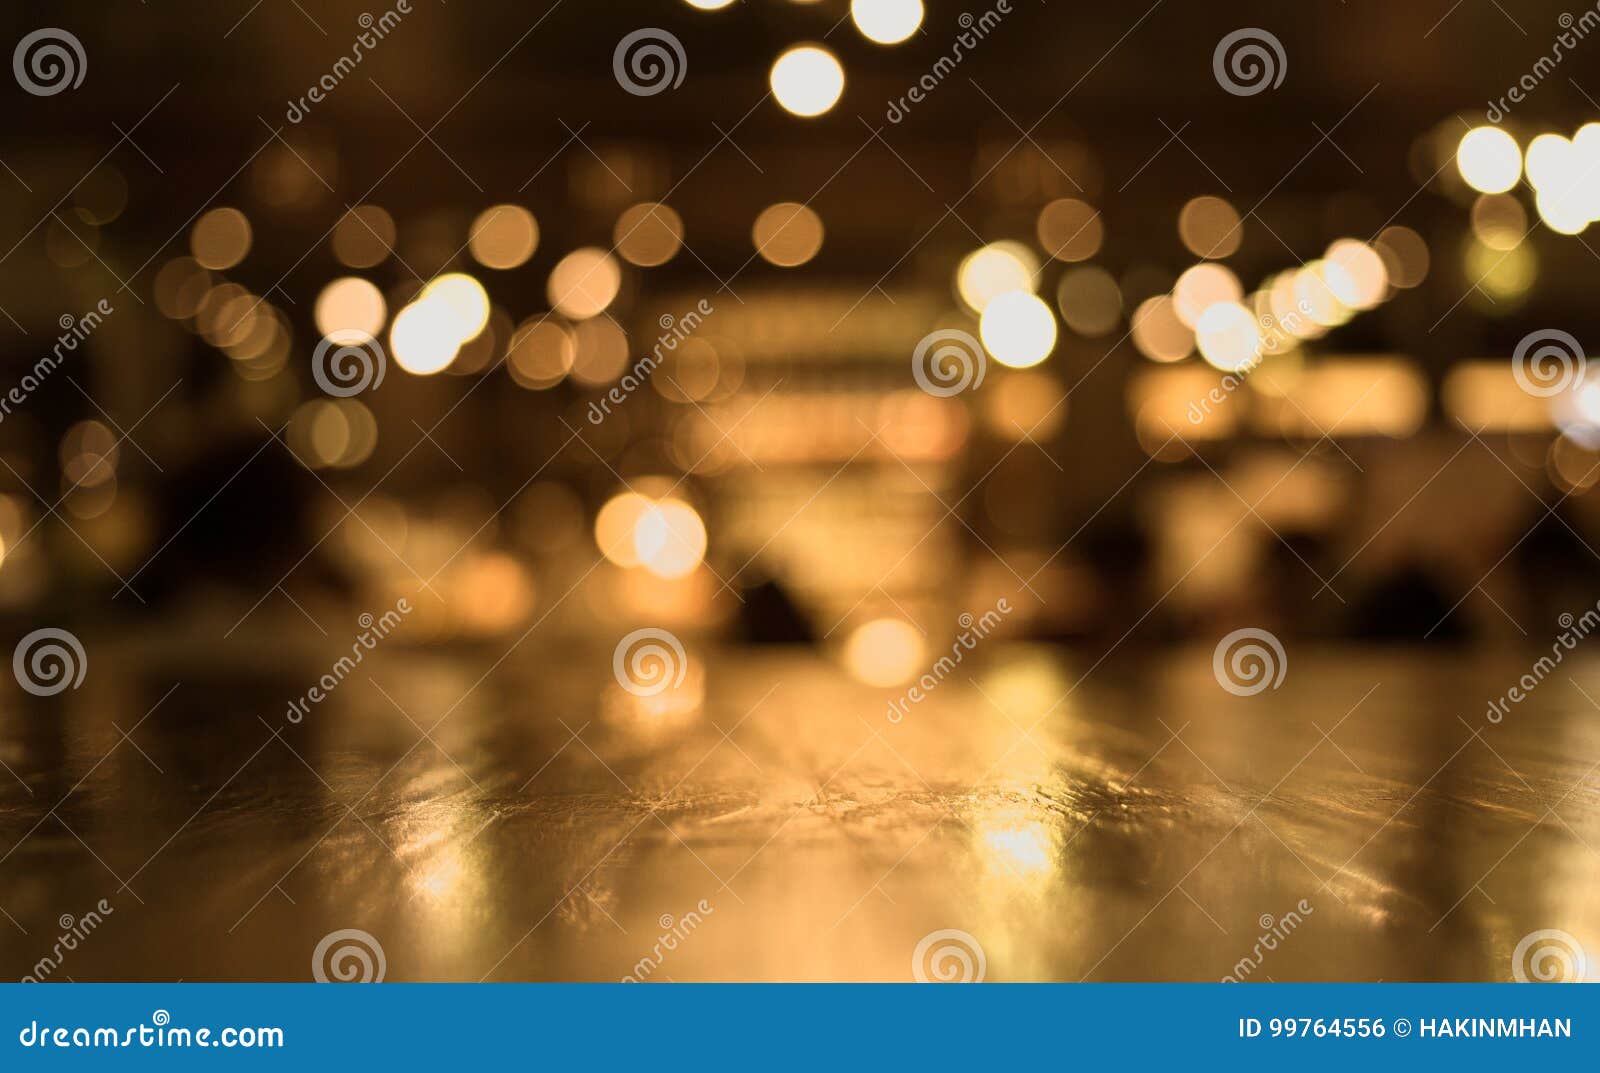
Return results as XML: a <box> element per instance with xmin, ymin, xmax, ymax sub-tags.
<box><xmin>979</xmin><ymin>290</ymin><xmax>1056</xmax><ymax>368</ymax></box>
<box><xmin>685</xmin><ymin>0</ymin><xmax>736</xmax><ymax>8</ymax></box>
<box><xmin>1195</xmin><ymin>301</ymin><xmax>1261</xmax><ymax>373</ymax></box>
<box><xmin>1323</xmin><ymin>239</ymin><xmax>1388</xmax><ymax>309</ymax></box>
<box><xmin>1536</xmin><ymin>186</ymin><xmax>1589</xmax><ymax>235</ymax></box>
<box><xmin>389</xmin><ymin>300</ymin><xmax>461</xmax><ymax>375</ymax></box>
<box><xmin>547</xmin><ymin>248</ymin><xmax>622</xmax><ymax>319</ymax></box>
<box><xmin>770</xmin><ymin>45</ymin><xmax>845</xmax><ymax>117</ymax></box>
<box><xmin>851</xmin><ymin>0</ymin><xmax>923</xmax><ymax>43</ymax></box>
<box><xmin>1131</xmin><ymin>295</ymin><xmax>1194</xmax><ymax>363</ymax></box>
<box><xmin>1524</xmin><ymin>133</ymin><xmax>1572</xmax><ymax>191</ymax></box>
<box><xmin>314</xmin><ymin>277</ymin><xmax>386</xmax><ymax>340</ymax></box>
<box><xmin>843</xmin><ymin>618</ymin><xmax>925</xmax><ymax>687</ymax></box>
<box><xmin>1456</xmin><ymin>126</ymin><xmax>1521</xmax><ymax>194</ymax></box>
<box><xmin>420</xmin><ymin>273</ymin><xmax>491</xmax><ymax>342</ymax></box>
<box><xmin>633</xmin><ymin>498</ymin><xmax>708</xmax><ymax>579</ymax></box>
<box><xmin>595</xmin><ymin>492</ymin><xmax>656</xmax><ymax>568</ymax></box>
<box><xmin>957</xmin><ymin>241</ymin><xmax>1037</xmax><ymax>313</ymax></box>
<box><xmin>1293</xmin><ymin>261</ymin><xmax>1353</xmax><ymax>328</ymax></box>
<box><xmin>1173</xmin><ymin>263</ymin><xmax>1243</xmax><ymax>328</ymax></box>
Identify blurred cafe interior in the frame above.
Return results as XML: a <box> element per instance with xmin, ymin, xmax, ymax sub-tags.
<box><xmin>1</xmin><ymin>0</ymin><xmax>1599</xmax><ymax>982</ymax></box>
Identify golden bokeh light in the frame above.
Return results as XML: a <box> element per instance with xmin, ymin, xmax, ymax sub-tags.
<box><xmin>1178</xmin><ymin>195</ymin><xmax>1243</xmax><ymax>259</ymax></box>
<box><xmin>1172</xmin><ymin>263</ymin><xmax>1242</xmax><ymax>328</ymax></box>
<box><xmin>595</xmin><ymin>492</ymin><xmax>655</xmax><ymax>569</ymax></box>
<box><xmin>1470</xmin><ymin>193</ymin><xmax>1526</xmax><ymax>251</ymax></box>
<box><xmin>1456</xmin><ymin>125</ymin><xmax>1521</xmax><ymax>194</ymax></box>
<box><xmin>1194</xmin><ymin>300</ymin><xmax>1261</xmax><ymax>372</ymax></box>
<box><xmin>956</xmin><ymin>241</ymin><xmax>1037</xmax><ymax>313</ymax></box>
<box><xmin>1374</xmin><ymin>225</ymin><xmax>1429</xmax><ymax>289</ymax></box>
<box><xmin>420</xmin><ymin>272</ymin><xmax>492</xmax><ymax>342</ymax></box>
<box><xmin>752</xmin><ymin>202</ymin><xmax>824</xmax><ymax>266</ymax></box>
<box><xmin>506</xmin><ymin>318</ymin><xmax>575</xmax><ymax>390</ymax></box>
<box><xmin>851</xmin><ymin>0</ymin><xmax>924</xmax><ymax>44</ymax></box>
<box><xmin>979</xmin><ymin>289</ymin><xmax>1057</xmax><ymax>369</ymax></box>
<box><xmin>1323</xmin><ymin>239</ymin><xmax>1388</xmax><ymax>310</ymax></box>
<box><xmin>1130</xmin><ymin>294</ymin><xmax>1193</xmax><ymax>362</ymax></box>
<box><xmin>390</xmin><ymin>299</ymin><xmax>462</xmax><ymax>375</ymax></box>
<box><xmin>190</xmin><ymin>207</ymin><xmax>252</xmax><ymax>270</ymax></box>
<box><xmin>770</xmin><ymin>45</ymin><xmax>845</xmax><ymax>117</ymax></box>
<box><xmin>614</xmin><ymin>202</ymin><xmax>685</xmax><ymax>267</ymax></box>
<box><xmin>633</xmin><ymin>498</ymin><xmax>708</xmax><ymax>579</ymax></box>
<box><xmin>1035</xmin><ymin>198</ymin><xmax>1103</xmax><ymax>262</ymax></box>
<box><xmin>468</xmin><ymin>204</ymin><xmax>539</xmax><ymax>270</ymax></box>
<box><xmin>843</xmin><ymin>618</ymin><xmax>925</xmax><ymax>687</ymax></box>
<box><xmin>314</xmin><ymin>277</ymin><xmax>386</xmax><ymax>340</ymax></box>
<box><xmin>548</xmin><ymin>247</ymin><xmax>623</xmax><ymax>319</ymax></box>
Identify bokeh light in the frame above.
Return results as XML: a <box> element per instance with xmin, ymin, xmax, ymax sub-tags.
<box><xmin>1456</xmin><ymin>126</ymin><xmax>1521</xmax><ymax>194</ymax></box>
<box><xmin>770</xmin><ymin>45</ymin><xmax>845</xmax><ymax>117</ymax></box>
<box><xmin>468</xmin><ymin>204</ymin><xmax>539</xmax><ymax>270</ymax></box>
<box><xmin>979</xmin><ymin>290</ymin><xmax>1057</xmax><ymax>368</ymax></box>
<box><xmin>752</xmin><ymin>202</ymin><xmax>824</xmax><ymax>266</ymax></box>
<box><xmin>851</xmin><ymin>0</ymin><xmax>924</xmax><ymax>44</ymax></box>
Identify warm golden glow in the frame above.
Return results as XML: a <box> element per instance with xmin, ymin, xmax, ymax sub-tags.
<box><xmin>1130</xmin><ymin>295</ymin><xmax>1194</xmax><ymax>363</ymax></box>
<box><xmin>851</xmin><ymin>0</ymin><xmax>923</xmax><ymax>44</ymax></box>
<box><xmin>633</xmin><ymin>498</ymin><xmax>708</xmax><ymax>579</ymax></box>
<box><xmin>843</xmin><ymin>618</ymin><xmax>925</xmax><ymax>687</ymax></box>
<box><xmin>190</xmin><ymin>207</ymin><xmax>252</xmax><ymax>270</ymax></box>
<box><xmin>614</xmin><ymin>202</ymin><xmax>685</xmax><ymax>267</ymax></box>
<box><xmin>1178</xmin><ymin>195</ymin><xmax>1243</xmax><ymax>259</ymax></box>
<box><xmin>420</xmin><ymin>272</ymin><xmax>491</xmax><ymax>342</ymax></box>
<box><xmin>770</xmin><ymin>45</ymin><xmax>845</xmax><ymax>117</ymax></box>
<box><xmin>1195</xmin><ymin>300</ymin><xmax>1260</xmax><ymax>372</ymax></box>
<box><xmin>1456</xmin><ymin>125</ymin><xmax>1521</xmax><ymax>194</ymax></box>
<box><xmin>548</xmin><ymin>248</ymin><xmax>623</xmax><ymax>319</ymax></box>
<box><xmin>1173</xmin><ymin>263</ymin><xmax>1242</xmax><ymax>328</ymax></box>
<box><xmin>752</xmin><ymin>202</ymin><xmax>824</xmax><ymax>267</ymax></box>
<box><xmin>468</xmin><ymin>204</ymin><xmax>539</xmax><ymax>270</ymax></box>
<box><xmin>314</xmin><ymin>277</ymin><xmax>386</xmax><ymax>340</ymax></box>
<box><xmin>957</xmin><ymin>241</ymin><xmax>1037</xmax><ymax>313</ymax></box>
<box><xmin>1035</xmin><ymin>198</ymin><xmax>1103</xmax><ymax>262</ymax></box>
<box><xmin>389</xmin><ymin>300</ymin><xmax>462</xmax><ymax>375</ymax></box>
<box><xmin>979</xmin><ymin>290</ymin><xmax>1057</xmax><ymax>368</ymax></box>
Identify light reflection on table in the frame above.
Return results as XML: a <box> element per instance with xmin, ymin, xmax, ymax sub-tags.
<box><xmin>1</xmin><ymin>639</ymin><xmax>1596</xmax><ymax>982</ymax></box>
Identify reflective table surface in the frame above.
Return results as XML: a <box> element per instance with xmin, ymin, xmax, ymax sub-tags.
<box><xmin>1</xmin><ymin>633</ymin><xmax>1596</xmax><ymax>982</ymax></box>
